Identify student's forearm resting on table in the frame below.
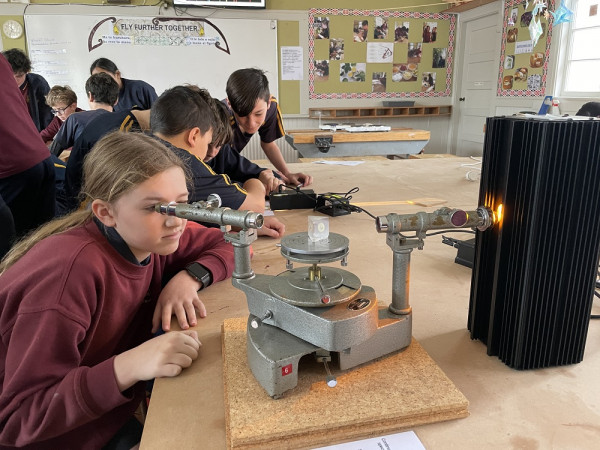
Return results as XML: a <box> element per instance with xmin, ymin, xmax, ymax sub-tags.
<box><xmin>240</xmin><ymin>178</ymin><xmax>267</xmax><ymax>212</ymax></box>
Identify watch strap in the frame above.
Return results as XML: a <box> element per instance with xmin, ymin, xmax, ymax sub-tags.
<box><xmin>185</xmin><ymin>263</ymin><xmax>212</xmax><ymax>291</ymax></box>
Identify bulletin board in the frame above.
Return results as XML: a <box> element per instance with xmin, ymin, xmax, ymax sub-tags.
<box><xmin>23</xmin><ymin>12</ymin><xmax>278</xmax><ymax>105</ymax></box>
<box><xmin>308</xmin><ymin>8</ymin><xmax>456</xmax><ymax>100</ymax></box>
<box><xmin>497</xmin><ymin>0</ymin><xmax>554</xmax><ymax>97</ymax></box>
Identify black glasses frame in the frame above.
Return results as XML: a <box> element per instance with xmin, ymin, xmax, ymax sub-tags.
<box><xmin>51</xmin><ymin>103</ymin><xmax>74</xmax><ymax>115</ymax></box>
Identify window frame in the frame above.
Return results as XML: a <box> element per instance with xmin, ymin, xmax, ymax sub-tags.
<box><xmin>557</xmin><ymin>0</ymin><xmax>600</xmax><ymax>97</ymax></box>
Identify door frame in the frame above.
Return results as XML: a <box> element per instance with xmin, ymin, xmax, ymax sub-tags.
<box><xmin>450</xmin><ymin>1</ymin><xmax>503</xmax><ymax>155</ymax></box>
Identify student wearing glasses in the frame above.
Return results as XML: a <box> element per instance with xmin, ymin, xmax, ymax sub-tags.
<box><xmin>40</xmin><ymin>85</ymin><xmax>84</xmax><ymax>145</ymax></box>
<box><xmin>50</xmin><ymin>73</ymin><xmax>119</xmax><ymax>158</ymax></box>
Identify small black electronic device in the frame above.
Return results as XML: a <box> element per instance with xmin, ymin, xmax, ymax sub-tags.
<box><xmin>441</xmin><ymin>236</ymin><xmax>475</xmax><ymax>268</ymax></box>
<box><xmin>315</xmin><ymin>193</ymin><xmax>351</xmax><ymax>217</ymax></box>
<box><xmin>269</xmin><ymin>189</ymin><xmax>317</xmax><ymax>210</ymax></box>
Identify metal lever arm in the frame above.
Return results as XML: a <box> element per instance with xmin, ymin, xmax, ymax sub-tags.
<box><xmin>250</xmin><ymin>311</ymin><xmax>273</xmax><ymax>329</ymax></box>
<box><xmin>316</xmin><ymin>351</ymin><xmax>337</xmax><ymax>388</ymax></box>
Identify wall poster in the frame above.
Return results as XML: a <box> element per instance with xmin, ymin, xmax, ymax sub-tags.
<box><xmin>497</xmin><ymin>0</ymin><xmax>554</xmax><ymax>97</ymax></box>
<box><xmin>308</xmin><ymin>8</ymin><xmax>456</xmax><ymax>100</ymax></box>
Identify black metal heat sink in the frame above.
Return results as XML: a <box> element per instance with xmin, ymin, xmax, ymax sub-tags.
<box><xmin>468</xmin><ymin>116</ymin><xmax>600</xmax><ymax>369</ymax></box>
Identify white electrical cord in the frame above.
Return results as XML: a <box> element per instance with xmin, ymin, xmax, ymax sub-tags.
<box><xmin>461</xmin><ymin>156</ymin><xmax>482</xmax><ymax>182</ymax></box>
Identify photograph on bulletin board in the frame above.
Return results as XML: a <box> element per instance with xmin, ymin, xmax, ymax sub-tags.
<box><xmin>497</xmin><ymin>0</ymin><xmax>554</xmax><ymax>97</ymax></box>
<box><xmin>308</xmin><ymin>8</ymin><xmax>456</xmax><ymax>100</ymax></box>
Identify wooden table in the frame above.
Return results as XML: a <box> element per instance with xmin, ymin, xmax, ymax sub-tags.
<box><xmin>140</xmin><ymin>158</ymin><xmax>600</xmax><ymax>450</ymax></box>
<box><xmin>285</xmin><ymin>128</ymin><xmax>430</xmax><ymax>158</ymax></box>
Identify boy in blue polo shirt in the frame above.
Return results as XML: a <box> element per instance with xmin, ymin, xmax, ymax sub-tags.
<box><xmin>224</xmin><ymin>68</ymin><xmax>313</xmax><ymax>187</ymax></box>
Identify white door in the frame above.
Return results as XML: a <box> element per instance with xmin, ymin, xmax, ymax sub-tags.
<box><xmin>454</xmin><ymin>8</ymin><xmax>501</xmax><ymax>156</ymax></box>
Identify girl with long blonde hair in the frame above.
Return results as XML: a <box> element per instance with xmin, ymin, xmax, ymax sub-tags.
<box><xmin>0</xmin><ymin>131</ymin><xmax>234</xmax><ymax>449</ymax></box>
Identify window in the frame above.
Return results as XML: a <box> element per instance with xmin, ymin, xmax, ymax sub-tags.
<box><xmin>560</xmin><ymin>0</ymin><xmax>600</xmax><ymax>95</ymax></box>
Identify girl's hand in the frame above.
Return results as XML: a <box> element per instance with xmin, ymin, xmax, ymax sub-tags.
<box><xmin>152</xmin><ymin>271</ymin><xmax>207</xmax><ymax>333</ymax></box>
<box><xmin>113</xmin><ymin>331</ymin><xmax>201</xmax><ymax>391</ymax></box>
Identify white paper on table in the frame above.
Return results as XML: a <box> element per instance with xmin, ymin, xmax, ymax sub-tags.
<box><xmin>312</xmin><ymin>160</ymin><xmax>365</xmax><ymax>166</ymax></box>
<box><xmin>312</xmin><ymin>431</ymin><xmax>425</xmax><ymax>450</ymax></box>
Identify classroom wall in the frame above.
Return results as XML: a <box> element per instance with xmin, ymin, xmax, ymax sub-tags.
<box><xmin>2</xmin><ymin>0</ymin><xmax>448</xmax><ymax>111</ymax></box>
<box><xmin>2</xmin><ymin>1</ymin><xmax>575</xmax><ymax>158</ymax></box>
<box><xmin>269</xmin><ymin>0</ymin><xmax>446</xmax><ymax>11</ymax></box>
<box><xmin>451</xmin><ymin>2</ymin><xmax>590</xmax><ymax>119</ymax></box>
<box><xmin>1</xmin><ymin>0</ymin><xmax>456</xmax><ymax>157</ymax></box>
<box><xmin>21</xmin><ymin>0</ymin><xmax>447</xmax><ymax>11</ymax></box>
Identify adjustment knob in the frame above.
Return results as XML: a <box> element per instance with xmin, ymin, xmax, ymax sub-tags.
<box><xmin>327</xmin><ymin>376</ymin><xmax>337</xmax><ymax>388</ymax></box>
<box><xmin>250</xmin><ymin>310</ymin><xmax>273</xmax><ymax>329</ymax></box>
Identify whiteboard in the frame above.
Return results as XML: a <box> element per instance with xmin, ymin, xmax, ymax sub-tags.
<box><xmin>24</xmin><ymin>13</ymin><xmax>278</xmax><ymax>106</ymax></box>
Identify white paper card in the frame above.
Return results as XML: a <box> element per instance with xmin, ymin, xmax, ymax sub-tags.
<box><xmin>313</xmin><ymin>431</ymin><xmax>425</xmax><ymax>450</ymax></box>
<box><xmin>366</xmin><ymin>42</ymin><xmax>394</xmax><ymax>63</ymax></box>
<box><xmin>514</xmin><ymin>40</ymin><xmax>533</xmax><ymax>54</ymax></box>
<box><xmin>312</xmin><ymin>160</ymin><xmax>365</xmax><ymax>166</ymax></box>
<box><xmin>281</xmin><ymin>46</ymin><xmax>303</xmax><ymax>80</ymax></box>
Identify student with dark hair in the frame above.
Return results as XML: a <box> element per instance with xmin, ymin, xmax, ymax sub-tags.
<box><xmin>0</xmin><ymin>53</ymin><xmax>55</xmax><ymax>243</ymax></box>
<box><xmin>423</xmin><ymin>25</ymin><xmax>431</xmax><ymax>43</ymax></box>
<box><xmin>51</xmin><ymin>72</ymin><xmax>119</xmax><ymax>156</ymax></box>
<box><xmin>90</xmin><ymin>57</ymin><xmax>158</xmax><ymax>112</ymax></box>
<box><xmin>575</xmin><ymin>102</ymin><xmax>600</xmax><ymax>117</ymax></box>
<box><xmin>224</xmin><ymin>68</ymin><xmax>312</xmax><ymax>187</ymax></box>
<box><xmin>2</xmin><ymin>48</ymin><xmax>53</xmax><ymax>131</ymax></box>
<box><xmin>65</xmin><ymin>107</ymin><xmax>149</xmax><ymax>212</ymax></box>
<box><xmin>204</xmin><ymin>99</ymin><xmax>286</xmax><ymax>238</ymax></box>
<box><xmin>40</xmin><ymin>85</ymin><xmax>84</xmax><ymax>144</ymax></box>
<box><xmin>151</xmin><ymin>86</ymin><xmax>256</xmax><ymax>212</ymax></box>
<box><xmin>0</xmin><ymin>131</ymin><xmax>235</xmax><ymax>449</ymax></box>
<box><xmin>206</xmin><ymin>100</ymin><xmax>283</xmax><ymax>194</ymax></box>
<box><xmin>359</xmin><ymin>20</ymin><xmax>369</xmax><ymax>41</ymax></box>
<box><xmin>151</xmin><ymin>85</ymin><xmax>285</xmax><ymax>238</ymax></box>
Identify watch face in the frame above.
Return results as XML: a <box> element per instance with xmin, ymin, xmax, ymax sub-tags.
<box><xmin>3</xmin><ymin>20</ymin><xmax>23</xmax><ymax>39</ymax></box>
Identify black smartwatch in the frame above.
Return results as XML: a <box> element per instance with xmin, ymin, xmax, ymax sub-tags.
<box><xmin>185</xmin><ymin>263</ymin><xmax>212</xmax><ymax>291</ymax></box>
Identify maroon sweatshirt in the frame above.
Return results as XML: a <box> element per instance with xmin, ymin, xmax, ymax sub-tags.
<box><xmin>0</xmin><ymin>220</ymin><xmax>234</xmax><ymax>449</ymax></box>
<box><xmin>0</xmin><ymin>54</ymin><xmax>50</xmax><ymax>179</ymax></box>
